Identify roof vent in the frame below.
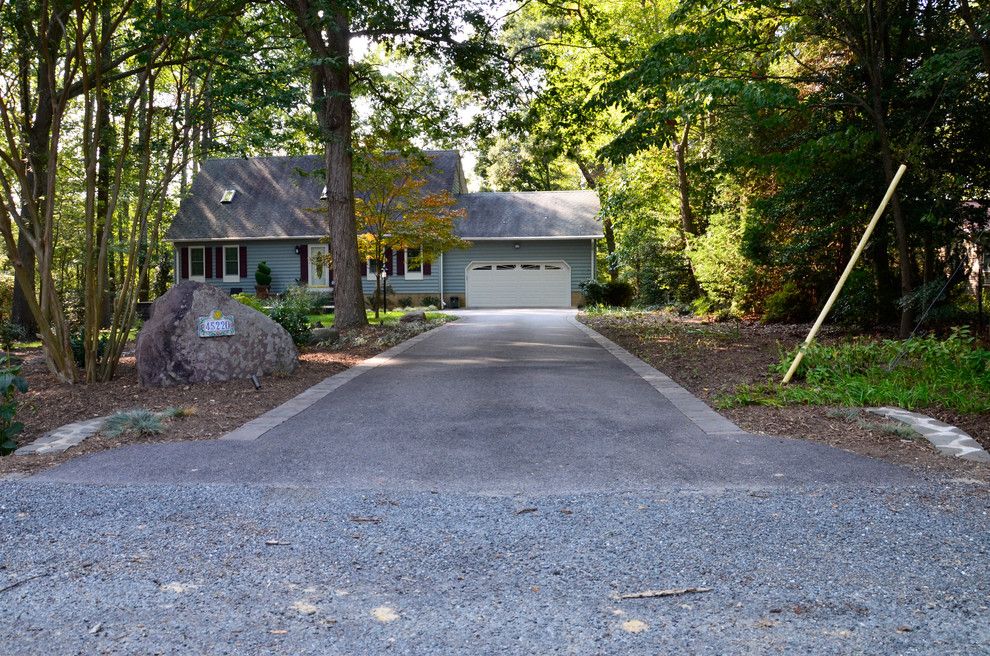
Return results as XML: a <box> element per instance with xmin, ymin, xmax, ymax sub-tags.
<box><xmin>320</xmin><ymin>186</ymin><xmax>328</xmax><ymax>201</ymax></box>
<box><xmin>220</xmin><ymin>189</ymin><xmax>236</xmax><ymax>204</ymax></box>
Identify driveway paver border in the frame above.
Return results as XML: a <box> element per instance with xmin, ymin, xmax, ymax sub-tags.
<box><xmin>568</xmin><ymin>315</ymin><xmax>743</xmax><ymax>436</ymax></box>
<box><xmin>220</xmin><ymin>322</ymin><xmax>454</xmax><ymax>442</ymax></box>
<box><xmin>866</xmin><ymin>407</ymin><xmax>990</xmax><ymax>463</ymax></box>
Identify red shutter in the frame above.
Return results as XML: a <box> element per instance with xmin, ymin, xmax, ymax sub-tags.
<box><xmin>215</xmin><ymin>247</ymin><xmax>223</xmax><ymax>279</ymax></box>
<box><xmin>180</xmin><ymin>247</ymin><xmax>189</xmax><ymax>279</ymax></box>
<box><xmin>384</xmin><ymin>248</ymin><xmax>393</xmax><ymax>275</ymax></box>
<box><xmin>423</xmin><ymin>257</ymin><xmax>432</xmax><ymax>276</ymax></box>
<box><xmin>299</xmin><ymin>244</ymin><xmax>309</xmax><ymax>284</ymax></box>
<box><xmin>396</xmin><ymin>249</ymin><xmax>405</xmax><ymax>276</ymax></box>
<box><xmin>204</xmin><ymin>246</ymin><xmax>213</xmax><ymax>278</ymax></box>
<box><xmin>239</xmin><ymin>246</ymin><xmax>248</xmax><ymax>278</ymax></box>
<box><xmin>361</xmin><ymin>260</ymin><xmax>367</xmax><ymax>276</ymax></box>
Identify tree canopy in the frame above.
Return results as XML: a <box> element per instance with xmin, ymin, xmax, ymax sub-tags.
<box><xmin>1</xmin><ymin>0</ymin><xmax>988</xmax><ymax>383</ymax></box>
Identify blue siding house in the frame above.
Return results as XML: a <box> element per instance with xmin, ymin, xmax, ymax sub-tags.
<box><xmin>166</xmin><ymin>151</ymin><xmax>602</xmax><ymax>308</ymax></box>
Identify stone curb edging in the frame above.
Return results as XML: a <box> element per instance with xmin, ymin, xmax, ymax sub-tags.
<box><xmin>568</xmin><ymin>315</ymin><xmax>742</xmax><ymax>436</ymax></box>
<box><xmin>866</xmin><ymin>407</ymin><xmax>990</xmax><ymax>463</ymax></box>
<box><xmin>220</xmin><ymin>322</ymin><xmax>455</xmax><ymax>442</ymax></box>
<box><xmin>15</xmin><ymin>416</ymin><xmax>109</xmax><ymax>456</ymax></box>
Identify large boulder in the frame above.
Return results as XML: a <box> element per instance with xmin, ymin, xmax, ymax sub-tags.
<box><xmin>137</xmin><ymin>281</ymin><xmax>298</xmax><ymax>387</ymax></box>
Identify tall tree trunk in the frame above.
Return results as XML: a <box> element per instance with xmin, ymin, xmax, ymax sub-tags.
<box><xmin>11</xmin><ymin>7</ymin><xmax>39</xmax><ymax>335</ymax></box>
<box><xmin>673</xmin><ymin>121</ymin><xmax>697</xmax><ymax>237</ymax></box>
<box><xmin>96</xmin><ymin>11</ymin><xmax>114</xmax><ymax>329</ymax></box>
<box><xmin>573</xmin><ymin>154</ymin><xmax>618</xmax><ymax>282</ymax></box>
<box><xmin>870</xmin><ymin>95</ymin><xmax>913</xmax><ymax>337</ymax></box>
<box><xmin>291</xmin><ymin>1</ymin><xmax>366</xmax><ymax>329</ymax></box>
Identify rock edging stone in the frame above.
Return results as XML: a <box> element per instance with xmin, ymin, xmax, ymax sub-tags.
<box><xmin>866</xmin><ymin>407</ymin><xmax>990</xmax><ymax>463</ymax></box>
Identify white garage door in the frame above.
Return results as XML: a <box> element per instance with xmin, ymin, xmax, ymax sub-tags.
<box><xmin>466</xmin><ymin>261</ymin><xmax>571</xmax><ymax>308</ymax></box>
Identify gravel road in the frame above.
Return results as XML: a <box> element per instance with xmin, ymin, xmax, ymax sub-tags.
<box><xmin>2</xmin><ymin>481</ymin><xmax>987</xmax><ymax>655</ymax></box>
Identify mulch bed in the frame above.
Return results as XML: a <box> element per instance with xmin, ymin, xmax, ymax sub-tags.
<box><xmin>581</xmin><ymin>312</ymin><xmax>990</xmax><ymax>482</ymax></box>
<box><xmin>1</xmin><ymin>332</ymin><xmax>389</xmax><ymax>478</ymax></box>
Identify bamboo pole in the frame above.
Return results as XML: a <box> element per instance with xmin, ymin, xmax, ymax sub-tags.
<box><xmin>781</xmin><ymin>164</ymin><xmax>907</xmax><ymax>384</ymax></box>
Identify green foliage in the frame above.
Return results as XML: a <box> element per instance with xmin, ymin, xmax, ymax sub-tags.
<box><xmin>762</xmin><ymin>282</ymin><xmax>812</xmax><ymax>324</ymax></box>
<box><xmin>724</xmin><ymin>328</ymin><xmax>990</xmax><ymax>413</ymax></box>
<box><xmin>686</xmin><ymin>211</ymin><xmax>750</xmax><ymax>315</ymax></box>
<box><xmin>0</xmin><ymin>321</ymin><xmax>28</xmax><ymax>352</ymax></box>
<box><xmin>580</xmin><ymin>280</ymin><xmax>636</xmax><ymax>308</ymax></box>
<box><xmin>255</xmin><ymin>261</ymin><xmax>273</xmax><ymax>287</ymax></box>
<box><xmin>0</xmin><ymin>355</ymin><xmax>28</xmax><ymax>455</ymax></box>
<box><xmin>70</xmin><ymin>331</ymin><xmax>107</xmax><ymax>369</ymax></box>
<box><xmin>397</xmin><ymin>297</ymin><xmax>414</xmax><ymax>308</ymax></box>
<box><xmin>269</xmin><ymin>293</ymin><xmax>312</xmax><ymax>346</ymax></box>
<box><xmin>421</xmin><ymin>296</ymin><xmax>440</xmax><ymax>308</ymax></box>
<box><xmin>831</xmin><ymin>269</ymin><xmax>879</xmax><ymax>329</ymax></box>
<box><xmin>233</xmin><ymin>293</ymin><xmax>267</xmax><ymax>313</ymax></box>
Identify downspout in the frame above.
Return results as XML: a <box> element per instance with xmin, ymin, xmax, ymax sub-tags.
<box><xmin>439</xmin><ymin>252</ymin><xmax>444</xmax><ymax>308</ymax></box>
<box><xmin>591</xmin><ymin>239</ymin><xmax>596</xmax><ymax>280</ymax></box>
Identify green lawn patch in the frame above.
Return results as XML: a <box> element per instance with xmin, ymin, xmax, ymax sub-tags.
<box><xmin>309</xmin><ymin>310</ymin><xmax>414</xmax><ymax>326</ymax></box>
<box><xmin>722</xmin><ymin>328</ymin><xmax>990</xmax><ymax>413</ymax></box>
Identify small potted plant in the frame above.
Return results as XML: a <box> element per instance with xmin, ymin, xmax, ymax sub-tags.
<box><xmin>255</xmin><ymin>261</ymin><xmax>272</xmax><ymax>299</ymax></box>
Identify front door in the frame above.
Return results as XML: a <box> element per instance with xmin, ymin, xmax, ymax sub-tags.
<box><xmin>309</xmin><ymin>244</ymin><xmax>329</xmax><ymax>287</ymax></box>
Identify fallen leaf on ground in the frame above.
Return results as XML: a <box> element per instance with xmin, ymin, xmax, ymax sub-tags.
<box><xmin>291</xmin><ymin>601</ymin><xmax>318</xmax><ymax>616</ymax></box>
<box><xmin>613</xmin><ymin>587</ymin><xmax>712</xmax><ymax>600</ymax></box>
<box><xmin>621</xmin><ymin>619</ymin><xmax>649</xmax><ymax>633</ymax></box>
<box><xmin>372</xmin><ymin>606</ymin><xmax>400</xmax><ymax>623</ymax></box>
<box><xmin>269</xmin><ymin>629</ymin><xmax>287</xmax><ymax>635</ymax></box>
<box><xmin>350</xmin><ymin>516</ymin><xmax>382</xmax><ymax>524</ymax></box>
<box><xmin>515</xmin><ymin>507</ymin><xmax>538</xmax><ymax>515</ymax></box>
<box><xmin>159</xmin><ymin>582</ymin><xmax>197</xmax><ymax>593</ymax></box>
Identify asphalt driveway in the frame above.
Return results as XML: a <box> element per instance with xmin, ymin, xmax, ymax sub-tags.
<box><xmin>6</xmin><ymin>310</ymin><xmax>989</xmax><ymax>654</ymax></box>
<box><xmin>36</xmin><ymin>310</ymin><xmax>908</xmax><ymax>492</ymax></box>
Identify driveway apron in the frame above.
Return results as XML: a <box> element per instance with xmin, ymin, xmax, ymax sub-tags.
<box><xmin>37</xmin><ymin>310</ymin><xmax>910</xmax><ymax>492</ymax></box>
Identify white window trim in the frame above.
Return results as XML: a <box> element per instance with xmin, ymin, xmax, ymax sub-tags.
<box><xmin>189</xmin><ymin>246</ymin><xmax>206</xmax><ymax>282</ymax></box>
<box><xmin>403</xmin><ymin>247</ymin><xmax>423</xmax><ymax>280</ymax></box>
<box><xmin>366</xmin><ymin>258</ymin><xmax>379</xmax><ymax>281</ymax></box>
<box><xmin>223</xmin><ymin>245</ymin><xmax>241</xmax><ymax>282</ymax></box>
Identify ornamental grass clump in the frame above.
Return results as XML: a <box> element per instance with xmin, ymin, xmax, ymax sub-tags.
<box><xmin>102</xmin><ymin>410</ymin><xmax>165</xmax><ymax>438</ymax></box>
<box><xmin>102</xmin><ymin>406</ymin><xmax>195</xmax><ymax>438</ymax></box>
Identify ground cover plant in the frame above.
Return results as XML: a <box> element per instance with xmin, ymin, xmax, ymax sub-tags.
<box><xmin>727</xmin><ymin>328</ymin><xmax>990</xmax><ymax>413</ymax></box>
<box><xmin>0</xmin><ymin>355</ymin><xmax>28</xmax><ymax>455</ymax></box>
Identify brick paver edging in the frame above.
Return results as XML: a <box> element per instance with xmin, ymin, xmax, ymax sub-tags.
<box><xmin>568</xmin><ymin>315</ymin><xmax>743</xmax><ymax>436</ymax></box>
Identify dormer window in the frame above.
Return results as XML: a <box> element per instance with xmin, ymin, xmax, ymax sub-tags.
<box><xmin>320</xmin><ymin>186</ymin><xmax>328</xmax><ymax>201</ymax></box>
<box><xmin>220</xmin><ymin>189</ymin><xmax>236</xmax><ymax>204</ymax></box>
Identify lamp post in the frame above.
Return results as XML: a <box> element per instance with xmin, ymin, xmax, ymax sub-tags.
<box><xmin>380</xmin><ymin>266</ymin><xmax>388</xmax><ymax>320</ymax></box>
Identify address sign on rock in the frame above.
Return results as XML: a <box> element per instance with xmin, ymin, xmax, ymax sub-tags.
<box><xmin>197</xmin><ymin>310</ymin><xmax>236</xmax><ymax>337</ymax></box>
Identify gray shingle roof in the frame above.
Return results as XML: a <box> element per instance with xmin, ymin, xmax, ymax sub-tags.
<box><xmin>453</xmin><ymin>191</ymin><xmax>601</xmax><ymax>239</ymax></box>
<box><xmin>167</xmin><ymin>151</ymin><xmax>462</xmax><ymax>241</ymax></box>
<box><xmin>167</xmin><ymin>153</ymin><xmax>602</xmax><ymax>241</ymax></box>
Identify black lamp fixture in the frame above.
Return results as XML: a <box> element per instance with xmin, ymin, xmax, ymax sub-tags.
<box><xmin>513</xmin><ymin>242</ymin><xmax>521</xmax><ymax>249</ymax></box>
<box><xmin>293</xmin><ymin>245</ymin><xmax>300</xmax><ymax>255</ymax></box>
